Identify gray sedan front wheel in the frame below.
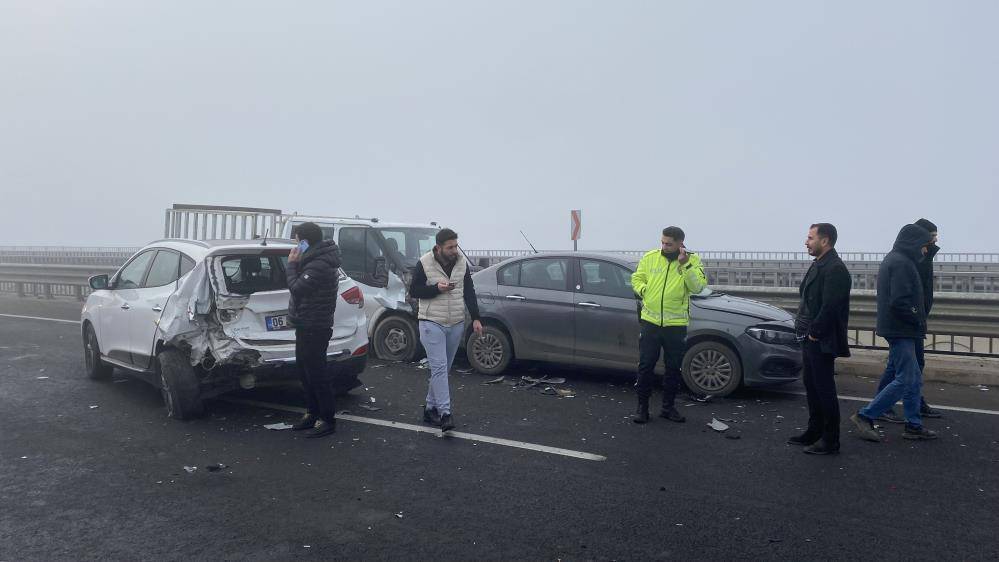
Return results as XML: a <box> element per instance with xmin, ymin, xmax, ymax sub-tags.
<box><xmin>682</xmin><ymin>341</ymin><xmax>742</xmax><ymax>397</ymax></box>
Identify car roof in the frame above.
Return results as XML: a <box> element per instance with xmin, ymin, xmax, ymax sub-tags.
<box><xmin>142</xmin><ymin>238</ymin><xmax>296</xmax><ymax>259</ymax></box>
<box><xmin>289</xmin><ymin>216</ymin><xmax>441</xmax><ymax>230</ymax></box>
<box><xmin>488</xmin><ymin>251</ymin><xmax>640</xmax><ymax>268</ymax></box>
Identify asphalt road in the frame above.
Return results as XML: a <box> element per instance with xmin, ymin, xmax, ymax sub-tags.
<box><xmin>1</xmin><ymin>297</ymin><xmax>998</xmax><ymax>561</ymax></box>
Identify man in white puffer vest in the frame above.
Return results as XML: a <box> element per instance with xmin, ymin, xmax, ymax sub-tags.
<box><xmin>409</xmin><ymin>228</ymin><xmax>483</xmax><ymax>431</ymax></box>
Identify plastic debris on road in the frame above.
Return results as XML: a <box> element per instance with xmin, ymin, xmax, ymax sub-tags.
<box><xmin>205</xmin><ymin>464</ymin><xmax>228</xmax><ymax>473</ymax></box>
<box><xmin>264</xmin><ymin>422</ymin><xmax>294</xmax><ymax>430</ymax></box>
<box><xmin>183</xmin><ymin>466</ymin><xmax>198</xmax><ymax>473</ymax></box>
<box><xmin>707</xmin><ymin>418</ymin><xmax>730</xmax><ymax>432</ymax></box>
<box><xmin>358</xmin><ymin>404</ymin><xmax>382</xmax><ymax>412</ymax></box>
<box><xmin>973</xmin><ymin>385</ymin><xmax>990</xmax><ymax>392</ymax></box>
<box><xmin>456</xmin><ymin>368</ymin><xmax>474</xmax><ymax>374</ymax></box>
<box><xmin>89</xmin><ymin>405</ymin><xmax>99</xmax><ymax>409</ymax></box>
<box><xmin>483</xmin><ymin>376</ymin><xmax>505</xmax><ymax>385</ymax></box>
<box><xmin>36</xmin><ymin>376</ymin><xmax>49</xmax><ymax>380</ymax></box>
<box><xmin>522</xmin><ymin>375</ymin><xmax>566</xmax><ymax>385</ymax></box>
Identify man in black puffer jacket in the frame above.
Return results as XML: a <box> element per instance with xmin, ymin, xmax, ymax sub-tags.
<box><xmin>851</xmin><ymin>223</ymin><xmax>938</xmax><ymax>443</ymax></box>
<box><xmin>286</xmin><ymin>222</ymin><xmax>341</xmax><ymax>438</ymax></box>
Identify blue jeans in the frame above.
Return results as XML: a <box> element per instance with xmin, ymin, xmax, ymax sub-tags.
<box><xmin>876</xmin><ymin>338</ymin><xmax>929</xmax><ymax>411</ymax></box>
<box><xmin>419</xmin><ymin>320</ymin><xmax>465</xmax><ymax>415</ymax></box>
<box><xmin>860</xmin><ymin>338</ymin><xmax>923</xmax><ymax>428</ymax></box>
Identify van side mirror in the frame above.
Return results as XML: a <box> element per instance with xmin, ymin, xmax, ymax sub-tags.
<box><xmin>89</xmin><ymin>274</ymin><xmax>110</xmax><ymax>291</ymax></box>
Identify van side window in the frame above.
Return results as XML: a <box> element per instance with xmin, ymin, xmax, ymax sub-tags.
<box><xmin>338</xmin><ymin>228</ymin><xmax>367</xmax><ymax>280</ymax></box>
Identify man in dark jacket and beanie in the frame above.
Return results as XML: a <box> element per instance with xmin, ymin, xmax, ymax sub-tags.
<box><xmin>851</xmin><ymin>223</ymin><xmax>938</xmax><ymax>442</ymax></box>
<box><xmin>788</xmin><ymin>223</ymin><xmax>852</xmax><ymax>455</ymax></box>
<box><xmin>877</xmin><ymin>218</ymin><xmax>943</xmax><ymax>423</ymax></box>
<box><xmin>286</xmin><ymin>222</ymin><xmax>341</xmax><ymax>438</ymax></box>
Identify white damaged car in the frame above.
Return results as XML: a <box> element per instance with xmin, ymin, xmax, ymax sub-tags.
<box><xmin>81</xmin><ymin>238</ymin><xmax>369</xmax><ymax>419</ymax></box>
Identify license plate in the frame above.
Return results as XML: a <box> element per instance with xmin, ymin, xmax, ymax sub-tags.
<box><xmin>265</xmin><ymin>315</ymin><xmax>290</xmax><ymax>331</ymax></box>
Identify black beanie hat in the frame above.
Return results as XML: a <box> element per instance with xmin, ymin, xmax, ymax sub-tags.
<box><xmin>915</xmin><ymin>218</ymin><xmax>938</xmax><ymax>233</ymax></box>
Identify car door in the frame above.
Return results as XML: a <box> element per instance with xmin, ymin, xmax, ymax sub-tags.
<box><xmin>100</xmin><ymin>250</ymin><xmax>156</xmax><ymax>365</ymax></box>
<box><xmin>129</xmin><ymin>250</ymin><xmax>189</xmax><ymax>370</ymax></box>
<box><xmin>495</xmin><ymin>257</ymin><xmax>574</xmax><ymax>361</ymax></box>
<box><xmin>572</xmin><ymin>258</ymin><xmax>642</xmax><ymax>367</ymax></box>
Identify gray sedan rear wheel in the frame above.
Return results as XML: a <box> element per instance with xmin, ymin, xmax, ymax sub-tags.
<box><xmin>466</xmin><ymin>325</ymin><xmax>512</xmax><ymax>376</ymax></box>
<box><xmin>682</xmin><ymin>341</ymin><xmax>742</xmax><ymax>397</ymax></box>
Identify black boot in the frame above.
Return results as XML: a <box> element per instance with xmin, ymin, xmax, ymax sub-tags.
<box><xmin>305</xmin><ymin>419</ymin><xmax>336</xmax><ymax>438</ymax></box>
<box><xmin>632</xmin><ymin>400</ymin><xmax>650</xmax><ymax>424</ymax></box>
<box><xmin>291</xmin><ymin>413</ymin><xmax>316</xmax><ymax>431</ymax></box>
<box><xmin>659</xmin><ymin>406</ymin><xmax>686</xmax><ymax>423</ymax></box>
<box><xmin>803</xmin><ymin>439</ymin><xmax>840</xmax><ymax>455</ymax></box>
<box><xmin>787</xmin><ymin>431</ymin><xmax>820</xmax><ymax>446</ymax></box>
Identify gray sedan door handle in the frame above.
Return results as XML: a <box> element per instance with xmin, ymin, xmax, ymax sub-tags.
<box><xmin>505</xmin><ymin>295</ymin><xmax>527</xmax><ymax>301</ymax></box>
<box><xmin>120</xmin><ymin>304</ymin><xmax>130</xmax><ymax>310</ymax></box>
<box><xmin>152</xmin><ymin>306</ymin><xmax>163</xmax><ymax>313</ymax></box>
<box><xmin>577</xmin><ymin>302</ymin><xmax>601</xmax><ymax>308</ymax></box>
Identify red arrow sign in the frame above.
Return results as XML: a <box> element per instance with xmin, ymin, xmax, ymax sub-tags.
<box><xmin>571</xmin><ymin>210</ymin><xmax>581</xmax><ymax>241</ymax></box>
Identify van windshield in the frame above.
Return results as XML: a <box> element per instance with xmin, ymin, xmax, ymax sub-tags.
<box><xmin>375</xmin><ymin>228</ymin><xmax>439</xmax><ymax>266</ymax></box>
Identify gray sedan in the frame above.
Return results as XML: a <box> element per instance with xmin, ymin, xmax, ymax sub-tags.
<box><xmin>465</xmin><ymin>252</ymin><xmax>802</xmax><ymax>397</ymax></box>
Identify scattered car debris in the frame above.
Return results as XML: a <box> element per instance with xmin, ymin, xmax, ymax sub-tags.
<box><xmin>371</xmin><ymin>364</ymin><xmax>388</xmax><ymax>369</ymax></box>
<box><xmin>973</xmin><ymin>385</ymin><xmax>990</xmax><ymax>392</ymax></box>
<box><xmin>264</xmin><ymin>422</ymin><xmax>294</xmax><ymax>430</ymax></box>
<box><xmin>358</xmin><ymin>404</ymin><xmax>382</xmax><ymax>412</ymax></box>
<box><xmin>456</xmin><ymin>368</ymin><xmax>474</xmax><ymax>374</ymax></box>
<box><xmin>183</xmin><ymin>466</ymin><xmax>198</xmax><ymax>473</ymax></box>
<box><xmin>483</xmin><ymin>376</ymin><xmax>505</xmax><ymax>385</ymax></box>
<box><xmin>554</xmin><ymin>388</ymin><xmax>576</xmax><ymax>398</ymax></box>
<box><xmin>395</xmin><ymin>513</ymin><xmax>404</xmax><ymax>519</ymax></box>
<box><xmin>89</xmin><ymin>405</ymin><xmax>99</xmax><ymax>410</ymax></box>
<box><xmin>707</xmin><ymin>418</ymin><xmax>730</xmax><ymax>432</ymax></box>
<box><xmin>36</xmin><ymin>376</ymin><xmax>49</xmax><ymax>380</ymax></box>
<box><xmin>522</xmin><ymin>375</ymin><xmax>567</xmax><ymax>385</ymax></box>
<box><xmin>205</xmin><ymin>463</ymin><xmax>228</xmax><ymax>473</ymax></box>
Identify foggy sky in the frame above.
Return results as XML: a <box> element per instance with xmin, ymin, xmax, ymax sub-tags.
<box><xmin>1</xmin><ymin>1</ymin><xmax>996</xmax><ymax>253</ymax></box>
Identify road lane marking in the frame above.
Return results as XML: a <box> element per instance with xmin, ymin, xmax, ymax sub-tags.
<box><xmin>0</xmin><ymin>313</ymin><xmax>80</xmax><ymax>324</ymax></box>
<box><xmin>772</xmin><ymin>390</ymin><xmax>999</xmax><ymax>416</ymax></box>
<box><xmin>224</xmin><ymin>398</ymin><xmax>608</xmax><ymax>462</ymax></box>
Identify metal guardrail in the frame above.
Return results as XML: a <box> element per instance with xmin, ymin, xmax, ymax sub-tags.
<box><xmin>3</xmin><ymin>248</ymin><xmax>999</xmax><ymax>301</ymax></box>
<box><xmin>716</xmin><ymin>286</ymin><xmax>999</xmax><ymax>357</ymax></box>
<box><xmin>466</xmin><ymin>250</ymin><xmax>999</xmax><ymax>264</ymax></box>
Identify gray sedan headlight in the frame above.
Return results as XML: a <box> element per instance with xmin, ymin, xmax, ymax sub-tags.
<box><xmin>746</xmin><ymin>326</ymin><xmax>798</xmax><ymax>346</ymax></box>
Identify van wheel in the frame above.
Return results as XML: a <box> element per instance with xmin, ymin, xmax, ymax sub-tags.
<box><xmin>373</xmin><ymin>316</ymin><xmax>420</xmax><ymax>362</ymax></box>
<box><xmin>83</xmin><ymin>324</ymin><xmax>113</xmax><ymax>380</ymax></box>
<box><xmin>156</xmin><ymin>349</ymin><xmax>204</xmax><ymax>420</ymax></box>
<box><xmin>466</xmin><ymin>326</ymin><xmax>513</xmax><ymax>376</ymax></box>
<box><xmin>682</xmin><ymin>341</ymin><xmax>742</xmax><ymax>397</ymax></box>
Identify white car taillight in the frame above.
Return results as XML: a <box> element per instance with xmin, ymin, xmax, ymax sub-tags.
<box><xmin>341</xmin><ymin>286</ymin><xmax>364</xmax><ymax>308</ymax></box>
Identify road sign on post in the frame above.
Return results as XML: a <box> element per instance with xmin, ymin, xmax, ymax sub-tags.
<box><xmin>571</xmin><ymin>209</ymin><xmax>581</xmax><ymax>251</ymax></box>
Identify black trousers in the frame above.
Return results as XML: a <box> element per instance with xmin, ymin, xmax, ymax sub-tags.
<box><xmin>296</xmin><ymin>327</ymin><xmax>336</xmax><ymax>423</ymax></box>
<box><xmin>801</xmin><ymin>339</ymin><xmax>840</xmax><ymax>444</ymax></box>
<box><xmin>636</xmin><ymin>321</ymin><xmax>687</xmax><ymax>408</ymax></box>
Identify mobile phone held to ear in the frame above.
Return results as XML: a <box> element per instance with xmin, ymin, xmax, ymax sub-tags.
<box><xmin>297</xmin><ymin>240</ymin><xmax>309</xmax><ymax>253</ymax></box>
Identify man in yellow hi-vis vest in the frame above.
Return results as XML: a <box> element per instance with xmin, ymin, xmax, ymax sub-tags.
<box><xmin>630</xmin><ymin>226</ymin><xmax>707</xmax><ymax>424</ymax></box>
